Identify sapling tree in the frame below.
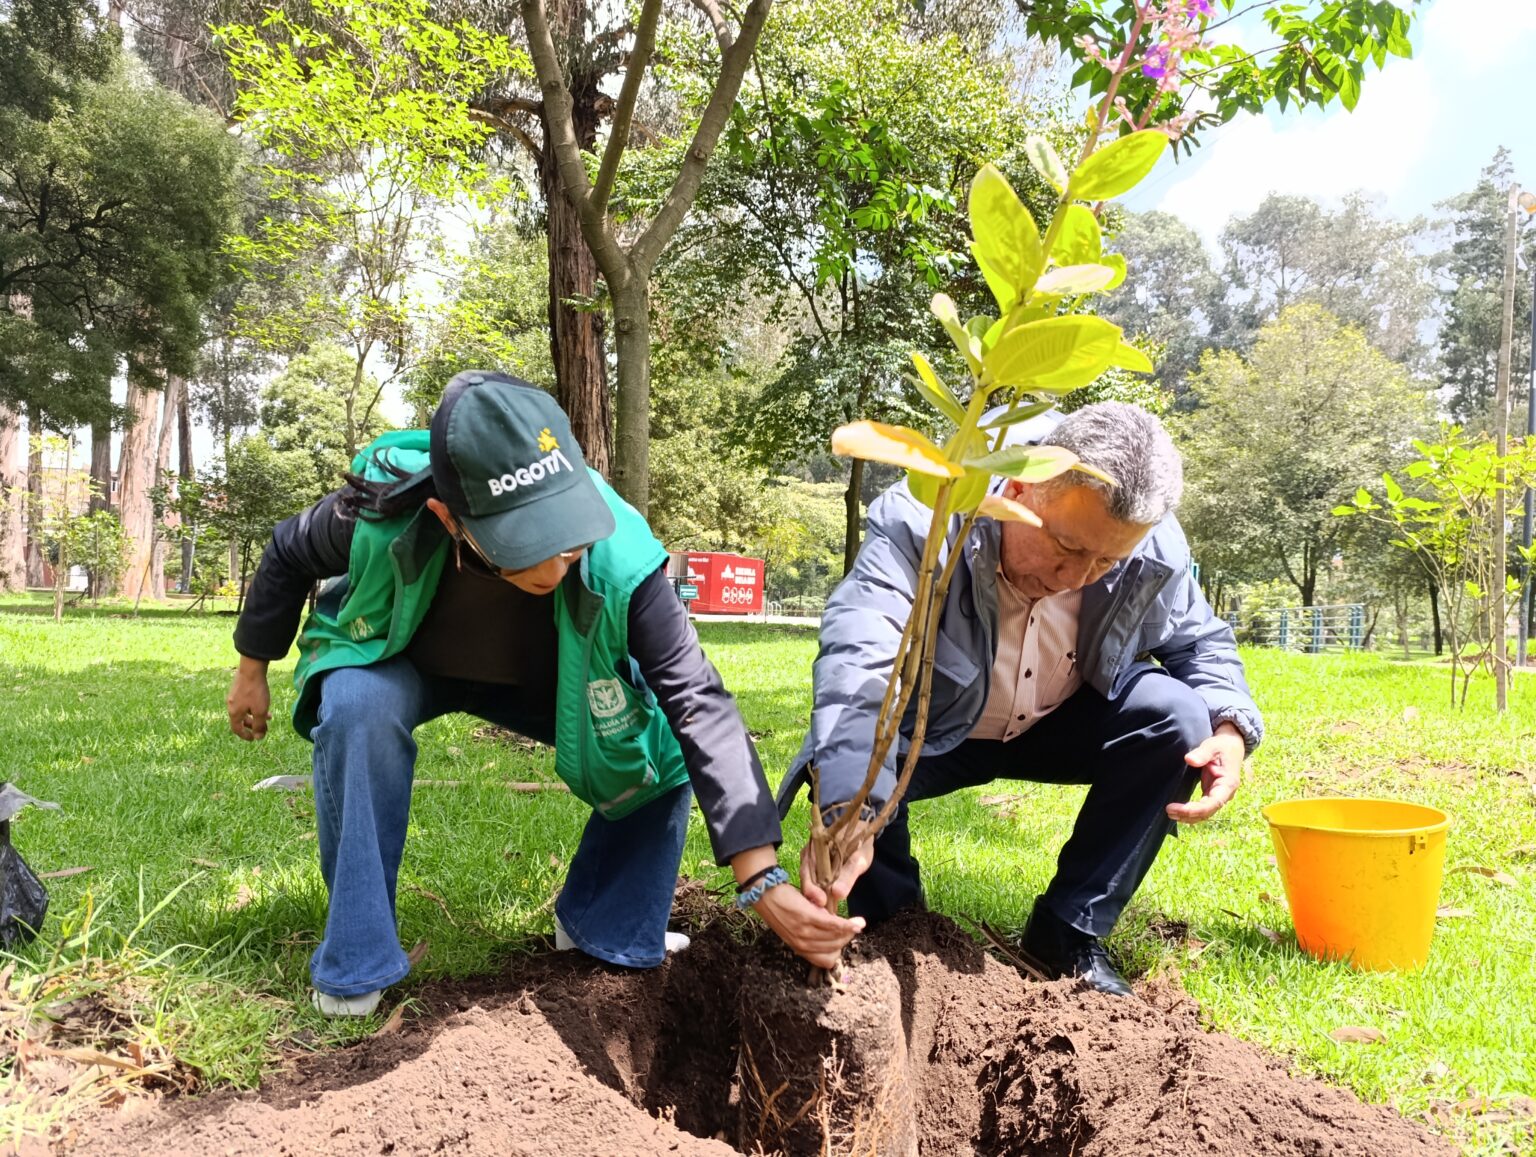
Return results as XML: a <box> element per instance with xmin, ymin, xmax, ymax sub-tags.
<box><xmin>801</xmin><ymin>0</ymin><xmax>1415</xmax><ymax>980</ymax></box>
<box><xmin>1336</xmin><ymin>430</ymin><xmax>1536</xmax><ymax>708</ymax></box>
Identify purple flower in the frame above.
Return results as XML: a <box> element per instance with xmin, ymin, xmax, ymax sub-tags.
<box><xmin>1185</xmin><ymin>0</ymin><xmax>1212</xmax><ymax>15</ymax></box>
<box><xmin>1141</xmin><ymin>43</ymin><xmax>1171</xmax><ymax>78</ymax></box>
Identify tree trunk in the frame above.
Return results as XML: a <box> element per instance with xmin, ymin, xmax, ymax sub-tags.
<box><xmin>178</xmin><ymin>384</ymin><xmax>195</xmax><ymax>592</ymax></box>
<box><xmin>149</xmin><ymin>374</ymin><xmax>182</xmax><ymax>598</ymax></box>
<box><xmin>1429</xmin><ymin>578</ymin><xmax>1442</xmax><ymax>656</ymax></box>
<box><xmin>89</xmin><ymin>426</ymin><xmax>112</xmax><ymax>513</ymax></box>
<box><xmin>611</xmin><ymin>277</ymin><xmax>651</xmax><ymax>513</ymax></box>
<box><xmin>843</xmin><ymin>457</ymin><xmax>865</xmax><ymax>575</ymax></box>
<box><xmin>24</xmin><ymin>404</ymin><xmax>45</xmax><ymax>588</ymax></box>
<box><xmin>0</xmin><ymin>405</ymin><xmax>26</xmax><ymax>591</ymax></box>
<box><xmin>117</xmin><ymin>375</ymin><xmax>161</xmax><ymax>603</ymax></box>
<box><xmin>539</xmin><ymin>79</ymin><xmax>612</xmax><ymax>476</ymax></box>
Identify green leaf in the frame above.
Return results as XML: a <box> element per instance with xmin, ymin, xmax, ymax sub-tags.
<box><xmin>1054</xmin><ymin>205</ymin><xmax>1102</xmax><ymax>266</ymax></box>
<box><xmin>932</xmin><ymin>293</ymin><xmax>981</xmax><ymax>373</ymax></box>
<box><xmin>1382</xmin><ymin>472</ymin><xmax>1403</xmax><ymax>502</ymax></box>
<box><xmin>1355</xmin><ymin>487</ymin><xmax>1372</xmax><ymax>507</ymax></box>
<box><xmin>969</xmin><ymin>164</ymin><xmax>1044</xmax><ymax>313</ymax></box>
<box><xmin>1024</xmin><ymin>135</ymin><xmax>1069</xmax><ymax>191</ymax></box>
<box><xmin>831</xmin><ymin>421</ymin><xmax>962</xmax><ymax>478</ymax></box>
<box><xmin>948</xmin><ymin>466</ymin><xmax>993</xmax><ymax>514</ymax></box>
<box><xmin>911</xmin><ymin>427</ymin><xmax>988</xmax><ymax>511</ymax></box>
<box><xmin>1107</xmin><ymin>342</ymin><xmax>1154</xmax><ymax>373</ymax></box>
<box><xmin>1035</xmin><ymin>263</ymin><xmax>1119</xmax><ymax>295</ymax></box>
<box><xmin>963</xmin><ymin>444</ymin><xmax>1080</xmax><ymax>483</ymax></box>
<box><xmin>1464</xmin><ymin>580</ymin><xmax>1483</xmax><ymax>600</ymax></box>
<box><xmin>909</xmin><ymin>352</ymin><xmax>966</xmax><ymax>426</ymax></box>
<box><xmin>984</xmin><ymin>315</ymin><xmax>1123</xmax><ymax>393</ymax></box>
<box><xmin>1331</xmin><ymin>505</ymin><xmax>1357</xmax><ymax>517</ymax></box>
<box><xmin>982</xmin><ymin>400</ymin><xmax>1056</xmax><ymax>430</ymax></box>
<box><xmin>1068</xmin><ymin>130</ymin><xmax>1169</xmax><ymax>200</ymax></box>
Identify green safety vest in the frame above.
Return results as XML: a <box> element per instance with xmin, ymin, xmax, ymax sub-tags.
<box><xmin>290</xmin><ymin>430</ymin><xmax>689</xmax><ymax>819</ymax></box>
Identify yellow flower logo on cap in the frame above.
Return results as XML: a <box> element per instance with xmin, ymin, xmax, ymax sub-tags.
<box><xmin>537</xmin><ymin>427</ymin><xmax>559</xmax><ymax>453</ymax></box>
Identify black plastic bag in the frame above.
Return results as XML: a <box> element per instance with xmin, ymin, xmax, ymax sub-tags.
<box><xmin>0</xmin><ymin>784</ymin><xmax>59</xmax><ymax>948</ymax></box>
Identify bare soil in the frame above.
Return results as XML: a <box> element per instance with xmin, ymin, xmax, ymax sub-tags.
<box><xmin>61</xmin><ymin>904</ymin><xmax>1456</xmax><ymax>1156</ymax></box>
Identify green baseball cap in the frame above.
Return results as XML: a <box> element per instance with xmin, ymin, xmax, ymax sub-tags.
<box><xmin>429</xmin><ymin>371</ymin><xmax>615</xmax><ymax>570</ymax></box>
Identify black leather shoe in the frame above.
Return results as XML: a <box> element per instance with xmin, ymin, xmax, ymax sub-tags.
<box><xmin>1018</xmin><ymin>903</ymin><xmax>1134</xmax><ymax>998</ymax></box>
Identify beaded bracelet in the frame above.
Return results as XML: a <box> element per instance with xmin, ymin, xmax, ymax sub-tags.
<box><xmin>733</xmin><ymin>865</ymin><xmax>789</xmax><ymax>910</ymax></box>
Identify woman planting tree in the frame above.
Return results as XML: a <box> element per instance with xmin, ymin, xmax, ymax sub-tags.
<box><xmin>225</xmin><ymin>371</ymin><xmax>862</xmax><ymax>1016</ymax></box>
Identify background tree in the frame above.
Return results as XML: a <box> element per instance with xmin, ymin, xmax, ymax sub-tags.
<box><xmin>206</xmin><ymin>436</ymin><xmax>313</xmax><ymax>606</ymax></box>
<box><xmin>2</xmin><ymin>2</ymin><xmax>242</xmax><ymax>598</ymax></box>
<box><xmin>515</xmin><ymin>0</ymin><xmax>774</xmax><ymax>514</ymax></box>
<box><xmin>1178</xmin><ymin>304</ymin><xmax>1433</xmax><ymax>606</ymax></box>
<box><xmin>260</xmin><ymin>345</ymin><xmax>393</xmax><ymax>502</ymax></box>
<box><xmin>218</xmin><ymin>0</ymin><xmax>523</xmax><ymax>461</ymax></box>
<box><xmin>1436</xmin><ymin>149</ymin><xmax>1536</xmax><ymax>432</ymax></box>
<box><xmin>1338</xmin><ymin>430</ymin><xmax>1536</xmax><ymax>706</ymax></box>
<box><xmin>405</xmin><ymin>217</ymin><xmax>555</xmax><ymax>415</ymax></box>
<box><xmin>1217</xmin><ymin>192</ymin><xmax>1433</xmax><ymax>365</ymax></box>
<box><xmin>671</xmin><ymin>0</ymin><xmax>1069</xmax><ymax>568</ymax></box>
<box><xmin>1097</xmin><ymin>210</ymin><xmax>1221</xmax><ymax>400</ymax></box>
<box><xmin>1022</xmin><ymin>0</ymin><xmax>1415</xmax><ymax>142</ymax></box>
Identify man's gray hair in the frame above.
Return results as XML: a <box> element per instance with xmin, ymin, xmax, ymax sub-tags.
<box><xmin>1038</xmin><ymin>402</ymin><xmax>1183</xmax><ymax>525</ymax></box>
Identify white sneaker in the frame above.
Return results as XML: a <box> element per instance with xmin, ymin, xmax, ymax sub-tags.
<box><xmin>310</xmin><ymin>988</ymin><xmax>383</xmax><ymax>1017</ymax></box>
<box><xmin>553</xmin><ymin>917</ymin><xmax>689</xmax><ymax>955</ymax></box>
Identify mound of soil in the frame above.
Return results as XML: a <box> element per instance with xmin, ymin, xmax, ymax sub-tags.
<box><xmin>65</xmin><ymin>908</ymin><xmax>1455</xmax><ymax>1157</ymax></box>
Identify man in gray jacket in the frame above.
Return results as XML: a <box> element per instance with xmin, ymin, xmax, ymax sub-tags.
<box><xmin>779</xmin><ymin>402</ymin><xmax>1262</xmax><ymax>996</ymax></box>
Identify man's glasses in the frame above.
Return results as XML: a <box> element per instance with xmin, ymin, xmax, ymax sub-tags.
<box><xmin>452</xmin><ymin>524</ymin><xmax>589</xmax><ymax>581</ymax></box>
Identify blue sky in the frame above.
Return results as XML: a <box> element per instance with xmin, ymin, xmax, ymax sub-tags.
<box><xmin>1118</xmin><ymin>0</ymin><xmax>1535</xmax><ymax>246</ymax></box>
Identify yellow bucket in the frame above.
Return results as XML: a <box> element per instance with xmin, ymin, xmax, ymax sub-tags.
<box><xmin>1262</xmin><ymin>797</ymin><xmax>1451</xmax><ymax>971</ymax></box>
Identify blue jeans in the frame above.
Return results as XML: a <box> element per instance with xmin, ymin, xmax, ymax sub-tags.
<box><xmin>308</xmin><ymin>657</ymin><xmax>692</xmax><ymax>997</ymax></box>
<box><xmin>849</xmin><ymin>667</ymin><xmax>1207</xmax><ymax>938</ymax></box>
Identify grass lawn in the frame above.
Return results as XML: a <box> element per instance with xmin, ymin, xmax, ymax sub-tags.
<box><xmin>0</xmin><ymin>592</ymin><xmax>1532</xmax><ymax>1154</ymax></box>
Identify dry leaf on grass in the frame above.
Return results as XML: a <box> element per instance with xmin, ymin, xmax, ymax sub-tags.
<box><xmin>39</xmin><ymin>866</ymin><xmax>94</xmax><ymax>880</ymax></box>
<box><xmin>1329</xmin><ymin>1026</ymin><xmax>1386</xmax><ymax>1044</ymax></box>
<box><xmin>1436</xmin><ymin>906</ymin><xmax>1474</xmax><ymax>919</ymax></box>
<box><xmin>1257</xmin><ymin>926</ymin><xmax>1285</xmax><ymax>946</ymax></box>
<box><xmin>1420</xmin><ymin>1061</ymin><xmax>1451</xmax><ymax>1084</ymax></box>
<box><xmin>43</xmin><ymin>1046</ymin><xmax>161</xmax><ymax>1077</ymax></box>
<box><xmin>1401</xmin><ymin>706</ymin><xmax>1421</xmax><ymax>723</ymax></box>
<box><xmin>1449</xmin><ymin>864</ymin><xmax>1517</xmax><ymax>886</ymax></box>
<box><xmin>232</xmin><ymin>884</ymin><xmax>254</xmax><ymax>911</ymax></box>
<box><xmin>375</xmin><ymin>1004</ymin><xmax>406</xmax><ymax>1035</ymax></box>
<box><xmin>406</xmin><ymin>939</ymin><xmax>430</xmax><ymax>966</ymax></box>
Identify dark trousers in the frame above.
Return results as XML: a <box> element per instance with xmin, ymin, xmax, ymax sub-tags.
<box><xmin>850</xmin><ymin>668</ymin><xmax>1208</xmax><ymax>938</ymax></box>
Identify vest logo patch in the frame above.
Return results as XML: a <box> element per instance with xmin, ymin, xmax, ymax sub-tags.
<box><xmin>587</xmin><ymin>678</ymin><xmax>629</xmax><ymax>719</ymax></box>
<box><xmin>347</xmin><ymin>617</ymin><xmax>373</xmax><ymax>642</ymax></box>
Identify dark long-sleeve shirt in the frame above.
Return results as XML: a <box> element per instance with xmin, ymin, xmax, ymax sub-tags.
<box><xmin>233</xmin><ymin>491</ymin><xmax>781</xmax><ymax>864</ymax></box>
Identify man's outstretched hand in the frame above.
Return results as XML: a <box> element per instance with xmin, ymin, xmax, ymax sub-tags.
<box><xmin>1167</xmin><ymin>722</ymin><xmax>1245</xmax><ymax>824</ymax></box>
